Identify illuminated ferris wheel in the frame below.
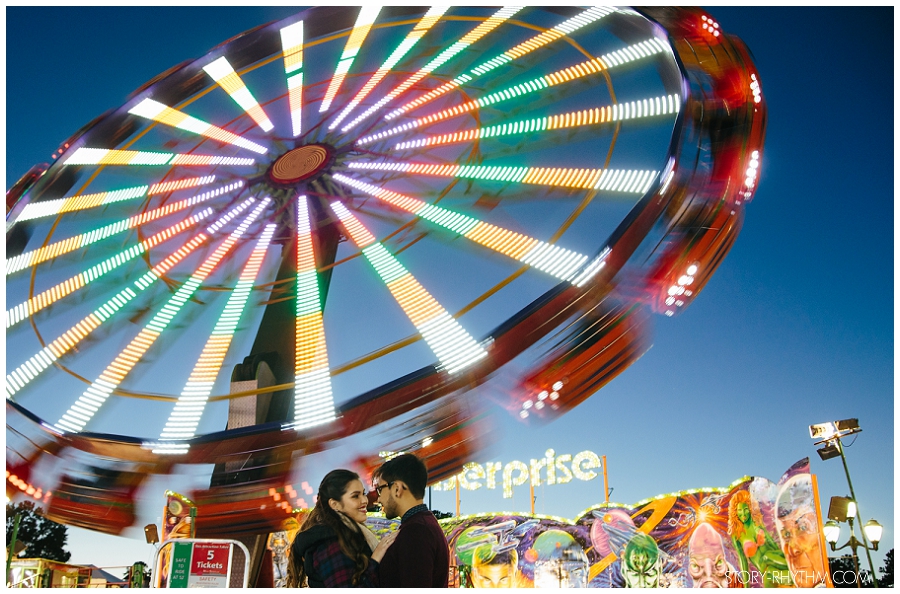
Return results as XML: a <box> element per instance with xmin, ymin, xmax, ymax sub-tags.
<box><xmin>6</xmin><ymin>6</ymin><xmax>765</xmax><ymax>526</ymax></box>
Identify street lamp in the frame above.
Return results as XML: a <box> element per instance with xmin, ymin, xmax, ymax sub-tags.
<box><xmin>809</xmin><ymin>419</ymin><xmax>880</xmax><ymax>588</ymax></box>
<box><xmin>823</xmin><ymin>505</ymin><xmax>883</xmax><ymax>588</ymax></box>
<box><xmin>863</xmin><ymin>520</ymin><xmax>883</xmax><ymax>550</ymax></box>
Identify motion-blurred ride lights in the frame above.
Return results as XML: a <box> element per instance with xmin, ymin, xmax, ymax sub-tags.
<box><xmin>6</xmin><ymin>471</ymin><xmax>49</xmax><ymax>502</ymax></box>
<box><xmin>744</xmin><ymin>150</ymin><xmax>760</xmax><ymax>190</ymax></box>
<box><xmin>520</xmin><ymin>381</ymin><xmax>564</xmax><ymax>418</ymax></box>
<box><xmin>701</xmin><ymin>15</ymin><xmax>720</xmax><ymax>38</ymax></box>
<box><xmin>664</xmin><ymin>263</ymin><xmax>699</xmax><ymax>316</ymax></box>
<box><xmin>749</xmin><ymin>74</ymin><xmax>762</xmax><ymax>104</ymax></box>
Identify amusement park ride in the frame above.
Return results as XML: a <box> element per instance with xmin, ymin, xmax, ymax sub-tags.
<box><xmin>6</xmin><ymin>6</ymin><xmax>765</xmax><ymax>584</ymax></box>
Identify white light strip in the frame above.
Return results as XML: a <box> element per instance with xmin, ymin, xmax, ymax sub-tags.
<box><xmin>328</xmin><ymin>6</ymin><xmax>450</xmax><ymax>130</ymax></box>
<box><xmin>6</xmin><ymin>180</ymin><xmax>244</xmax><ymax>277</ymax></box>
<box><xmin>319</xmin><ymin>6</ymin><xmax>382</xmax><ymax>113</ymax></box>
<box><xmin>6</xmin><ymin>211</ymin><xmax>211</xmax><ymax>329</ymax></box>
<box><xmin>26</xmin><ymin>199</ymin><xmax>264</xmax><ymax>426</ymax></box>
<box><xmin>291</xmin><ymin>196</ymin><xmax>336</xmax><ymax>430</ymax></box>
<box><xmin>203</xmin><ymin>57</ymin><xmax>275</xmax><ymax>132</ymax></box>
<box><xmin>128</xmin><ymin>98</ymin><xmax>267</xmax><ymax>154</ymax></box>
<box><xmin>281</xmin><ymin>21</ymin><xmax>305</xmax><ymax>137</ymax></box>
<box><xmin>417</xmin><ymin>312</ymin><xmax>488</xmax><ymax>374</ymax></box>
<box><xmin>54</xmin><ymin>200</ymin><xmax>270</xmax><ymax>434</ymax></box>
<box><xmin>151</xmin><ymin>223</ymin><xmax>277</xmax><ymax>453</ymax></box>
<box><xmin>340</xmin><ymin>6</ymin><xmax>524</xmax><ymax>132</ymax></box>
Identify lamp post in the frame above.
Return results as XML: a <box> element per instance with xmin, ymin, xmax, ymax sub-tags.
<box><xmin>809</xmin><ymin>419</ymin><xmax>880</xmax><ymax>588</ymax></box>
<box><xmin>824</xmin><ymin>512</ymin><xmax>883</xmax><ymax>588</ymax></box>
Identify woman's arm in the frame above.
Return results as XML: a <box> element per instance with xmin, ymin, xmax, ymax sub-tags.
<box><xmin>370</xmin><ymin>530</ymin><xmax>398</xmax><ymax>563</ymax></box>
<box><xmin>312</xmin><ymin>540</ymin><xmax>381</xmax><ymax>588</ymax></box>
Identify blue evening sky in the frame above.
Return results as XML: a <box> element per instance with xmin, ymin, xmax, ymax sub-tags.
<box><xmin>5</xmin><ymin>6</ymin><xmax>894</xmax><ymax>573</ymax></box>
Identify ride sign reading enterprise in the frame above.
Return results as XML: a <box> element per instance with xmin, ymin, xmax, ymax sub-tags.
<box><xmin>431</xmin><ymin>449</ymin><xmax>603</xmax><ymax>498</ymax></box>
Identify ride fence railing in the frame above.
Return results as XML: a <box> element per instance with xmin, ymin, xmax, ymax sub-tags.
<box><xmin>6</xmin><ymin>563</ymin><xmax>137</xmax><ymax>588</ymax></box>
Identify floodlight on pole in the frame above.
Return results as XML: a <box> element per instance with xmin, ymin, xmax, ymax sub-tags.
<box><xmin>809</xmin><ymin>418</ymin><xmax>878</xmax><ymax>587</ymax></box>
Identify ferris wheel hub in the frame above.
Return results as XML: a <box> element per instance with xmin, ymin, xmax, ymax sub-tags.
<box><xmin>266</xmin><ymin>144</ymin><xmax>334</xmax><ymax>187</ymax></box>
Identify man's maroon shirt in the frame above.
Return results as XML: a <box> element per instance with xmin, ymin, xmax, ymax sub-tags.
<box><xmin>377</xmin><ymin>505</ymin><xmax>449</xmax><ymax>587</ymax></box>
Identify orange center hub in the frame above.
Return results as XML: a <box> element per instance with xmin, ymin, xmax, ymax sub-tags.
<box><xmin>267</xmin><ymin>144</ymin><xmax>333</xmax><ymax>186</ymax></box>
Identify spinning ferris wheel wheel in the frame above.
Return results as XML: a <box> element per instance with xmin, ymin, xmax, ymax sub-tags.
<box><xmin>6</xmin><ymin>6</ymin><xmax>765</xmax><ymax>532</ymax></box>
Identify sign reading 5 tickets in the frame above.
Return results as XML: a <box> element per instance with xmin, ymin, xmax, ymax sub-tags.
<box><xmin>188</xmin><ymin>542</ymin><xmax>232</xmax><ymax>588</ymax></box>
<box><xmin>165</xmin><ymin>541</ymin><xmax>233</xmax><ymax>588</ymax></box>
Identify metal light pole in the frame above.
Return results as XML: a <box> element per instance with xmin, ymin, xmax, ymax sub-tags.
<box><xmin>825</xmin><ymin>514</ymin><xmax>883</xmax><ymax>588</ymax></box>
<box><xmin>6</xmin><ymin>511</ymin><xmax>22</xmax><ymax>584</ymax></box>
<box><xmin>833</xmin><ymin>437</ymin><xmax>879</xmax><ymax>587</ymax></box>
<box><xmin>811</xmin><ymin>420</ymin><xmax>879</xmax><ymax>588</ymax></box>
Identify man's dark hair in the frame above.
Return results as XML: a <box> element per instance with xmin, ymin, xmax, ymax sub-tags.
<box><xmin>375</xmin><ymin>453</ymin><xmax>428</xmax><ymax>499</ymax></box>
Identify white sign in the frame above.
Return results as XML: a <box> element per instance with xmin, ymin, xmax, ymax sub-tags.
<box><xmin>187</xmin><ymin>542</ymin><xmax>232</xmax><ymax>588</ymax></box>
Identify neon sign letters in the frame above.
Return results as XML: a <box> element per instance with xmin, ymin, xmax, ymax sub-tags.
<box><xmin>431</xmin><ymin>449</ymin><xmax>603</xmax><ymax>498</ymax></box>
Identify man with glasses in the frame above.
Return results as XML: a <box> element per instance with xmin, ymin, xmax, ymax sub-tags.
<box><xmin>373</xmin><ymin>454</ymin><xmax>450</xmax><ymax>587</ymax></box>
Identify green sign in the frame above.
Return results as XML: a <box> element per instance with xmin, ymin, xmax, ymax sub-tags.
<box><xmin>168</xmin><ymin>542</ymin><xmax>193</xmax><ymax>588</ymax></box>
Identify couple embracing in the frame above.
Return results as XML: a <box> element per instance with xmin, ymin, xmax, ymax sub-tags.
<box><xmin>287</xmin><ymin>454</ymin><xmax>449</xmax><ymax>588</ymax></box>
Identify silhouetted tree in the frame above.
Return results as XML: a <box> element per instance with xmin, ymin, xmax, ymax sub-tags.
<box><xmin>5</xmin><ymin>501</ymin><xmax>71</xmax><ymax>562</ymax></box>
<box><xmin>431</xmin><ymin>509</ymin><xmax>454</xmax><ymax>519</ymax></box>
<box><xmin>829</xmin><ymin>555</ymin><xmax>873</xmax><ymax>588</ymax></box>
<box><xmin>878</xmin><ymin>549</ymin><xmax>894</xmax><ymax>588</ymax></box>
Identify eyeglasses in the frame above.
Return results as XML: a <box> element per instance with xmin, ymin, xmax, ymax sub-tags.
<box><xmin>374</xmin><ymin>481</ymin><xmax>395</xmax><ymax>496</ymax></box>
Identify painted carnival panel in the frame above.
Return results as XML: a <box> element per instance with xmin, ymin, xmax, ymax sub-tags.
<box><xmin>438</xmin><ymin>458</ymin><xmax>830</xmax><ymax>588</ymax></box>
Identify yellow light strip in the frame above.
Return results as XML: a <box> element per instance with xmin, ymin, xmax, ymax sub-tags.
<box><xmin>128</xmin><ymin>98</ymin><xmax>267</xmax><ymax>154</ymax></box>
<box><xmin>202</xmin><ymin>57</ymin><xmax>275</xmax><ymax>132</ymax></box>
<box><xmin>54</xmin><ymin>199</ymin><xmax>270</xmax><ymax>433</ymax></box>
<box><xmin>341</xmin><ymin>6</ymin><xmax>523</xmax><ymax>132</ymax></box>
<box><xmin>289</xmin><ymin>196</ymin><xmax>336</xmax><ymax>430</ymax></box>
<box><xmin>328</xmin><ymin>6</ymin><xmax>449</xmax><ymax>130</ymax></box>
<box><xmin>152</xmin><ymin>224</ymin><xmax>277</xmax><ymax>453</ymax></box>
<box><xmin>320</xmin><ymin>6</ymin><xmax>382</xmax><ymax>113</ymax></box>
<box><xmin>280</xmin><ymin>21</ymin><xmax>305</xmax><ymax>137</ymax></box>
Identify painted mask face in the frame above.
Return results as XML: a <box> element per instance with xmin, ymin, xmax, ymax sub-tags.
<box><xmin>776</xmin><ymin>507</ymin><xmax>825</xmax><ymax>587</ymax></box>
<box><xmin>621</xmin><ymin>535</ymin><xmax>661</xmax><ymax>588</ymax></box>
<box><xmin>688</xmin><ymin>524</ymin><xmax>729</xmax><ymax>588</ymax></box>
<box><xmin>472</xmin><ymin>563</ymin><xmax>516</xmax><ymax>588</ymax></box>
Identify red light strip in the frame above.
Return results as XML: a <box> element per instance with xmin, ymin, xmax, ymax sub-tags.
<box><xmin>386</xmin><ymin>7</ymin><xmax>616</xmax><ymax>119</ymax></box>
<box><xmin>16</xmin><ymin>176</ymin><xmax>215</xmax><ymax>223</ymax></box>
<box><xmin>151</xmin><ymin>223</ymin><xmax>277</xmax><ymax>453</ymax></box>
<box><xmin>332</xmin><ymin>174</ymin><xmax>589</xmax><ymax>282</ymax></box>
<box><xmin>359</xmin><ymin>38</ymin><xmax>671</xmax><ymax>145</ymax></box>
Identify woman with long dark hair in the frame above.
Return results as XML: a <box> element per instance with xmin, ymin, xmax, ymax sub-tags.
<box><xmin>287</xmin><ymin>469</ymin><xmax>397</xmax><ymax>587</ymax></box>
